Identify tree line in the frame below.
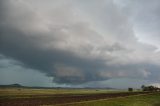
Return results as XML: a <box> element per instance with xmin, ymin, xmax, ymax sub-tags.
<box><xmin>141</xmin><ymin>85</ymin><xmax>160</xmax><ymax>92</ymax></box>
<box><xmin>128</xmin><ymin>85</ymin><xmax>160</xmax><ymax>92</ymax></box>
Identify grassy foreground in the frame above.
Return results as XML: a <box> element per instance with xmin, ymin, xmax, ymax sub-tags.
<box><xmin>56</xmin><ymin>93</ymin><xmax>160</xmax><ymax>106</ymax></box>
<box><xmin>1</xmin><ymin>88</ymin><xmax>159</xmax><ymax>106</ymax></box>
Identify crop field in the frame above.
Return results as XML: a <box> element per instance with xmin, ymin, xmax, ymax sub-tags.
<box><xmin>0</xmin><ymin>87</ymin><xmax>159</xmax><ymax>106</ymax></box>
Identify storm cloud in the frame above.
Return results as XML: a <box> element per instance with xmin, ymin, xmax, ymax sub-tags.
<box><xmin>1</xmin><ymin>0</ymin><xmax>160</xmax><ymax>87</ymax></box>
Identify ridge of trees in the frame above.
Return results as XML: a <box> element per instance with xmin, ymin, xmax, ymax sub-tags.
<box><xmin>141</xmin><ymin>85</ymin><xmax>160</xmax><ymax>92</ymax></box>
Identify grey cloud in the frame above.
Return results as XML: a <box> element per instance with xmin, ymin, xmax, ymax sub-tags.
<box><xmin>0</xmin><ymin>55</ymin><xmax>53</xmax><ymax>87</ymax></box>
<box><xmin>115</xmin><ymin>0</ymin><xmax>160</xmax><ymax>49</ymax></box>
<box><xmin>1</xmin><ymin>0</ymin><xmax>160</xmax><ymax>86</ymax></box>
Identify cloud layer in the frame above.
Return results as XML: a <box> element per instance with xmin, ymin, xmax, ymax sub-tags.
<box><xmin>1</xmin><ymin>0</ymin><xmax>160</xmax><ymax>87</ymax></box>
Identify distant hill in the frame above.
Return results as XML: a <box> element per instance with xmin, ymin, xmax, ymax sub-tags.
<box><xmin>0</xmin><ymin>84</ymin><xmax>116</xmax><ymax>89</ymax></box>
<box><xmin>0</xmin><ymin>83</ymin><xmax>23</xmax><ymax>88</ymax></box>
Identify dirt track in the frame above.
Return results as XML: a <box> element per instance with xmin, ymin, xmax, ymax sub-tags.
<box><xmin>0</xmin><ymin>92</ymin><xmax>151</xmax><ymax>106</ymax></box>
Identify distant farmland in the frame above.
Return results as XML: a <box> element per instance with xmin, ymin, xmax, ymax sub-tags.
<box><xmin>0</xmin><ymin>87</ymin><xmax>159</xmax><ymax>106</ymax></box>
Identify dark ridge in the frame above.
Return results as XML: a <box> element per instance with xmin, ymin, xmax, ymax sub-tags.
<box><xmin>0</xmin><ymin>84</ymin><xmax>116</xmax><ymax>90</ymax></box>
<box><xmin>0</xmin><ymin>83</ymin><xmax>23</xmax><ymax>88</ymax></box>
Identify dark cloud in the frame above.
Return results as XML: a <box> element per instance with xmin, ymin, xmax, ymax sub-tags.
<box><xmin>1</xmin><ymin>0</ymin><xmax>160</xmax><ymax>86</ymax></box>
<box><xmin>0</xmin><ymin>26</ymin><xmax>107</xmax><ymax>84</ymax></box>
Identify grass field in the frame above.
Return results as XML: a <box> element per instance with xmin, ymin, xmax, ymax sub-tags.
<box><xmin>57</xmin><ymin>93</ymin><xmax>160</xmax><ymax>106</ymax></box>
<box><xmin>0</xmin><ymin>87</ymin><xmax>159</xmax><ymax>106</ymax></box>
<box><xmin>0</xmin><ymin>87</ymin><xmax>120</xmax><ymax>99</ymax></box>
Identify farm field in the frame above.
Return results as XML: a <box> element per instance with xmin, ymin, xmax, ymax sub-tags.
<box><xmin>0</xmin><ymin>87</ymin><xmax>156</xmax><ymax>106</ymax></box>
<box><xmin>58</xmin><ymin>93</ymin><xmax>160</xmax><ymax>106</ymax></box>
<box><xmin>0</xmin><ymin>87</ymin><xmax>121</xmax><ymax>98</ymax></box>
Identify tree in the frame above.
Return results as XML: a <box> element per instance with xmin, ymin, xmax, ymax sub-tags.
<box><xmin>128</xmin><ymin>88</ymin><xmax>133</xmax><ymax>92</ymax></box>
<box><xmin>141</xmin><ymin>85</ymin><xmax>160</xmax><ymax>92</ymax></box>
<box><xmin>141</xmin><ymin>85</ymin><xmax>145</xmax><ymax>89</ymax></box>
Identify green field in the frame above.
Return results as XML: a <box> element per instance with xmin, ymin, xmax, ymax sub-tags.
<box><xmin>57</xmin><ymin>93</ymin><xmax>160</xmax><ymax>106</ymax></box>
<box><xmin>0</xmin><ymin>88</ymin><xmax>120</xmax><ymax>96</ymax></box>
<box><xmin>0</xmin><ymin>88</ymin><xmax>160</xmax><ymax>106</ymax></box>
<box><xmin>0</xmin><ymin>88</ymin><xmax>120</xmax><ymax>99</ymax></box>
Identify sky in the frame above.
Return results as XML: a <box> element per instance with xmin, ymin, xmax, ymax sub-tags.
<box><xmin>0</xmin><ymin>0</ymin><xmax>160</xmax><ymax>89</ymax></box>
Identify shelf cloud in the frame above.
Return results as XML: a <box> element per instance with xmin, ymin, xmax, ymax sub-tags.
<box><xmin>1</xmin><ymin>0</ymin><xmax>160</xmax><ymax>87</ymax></box>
